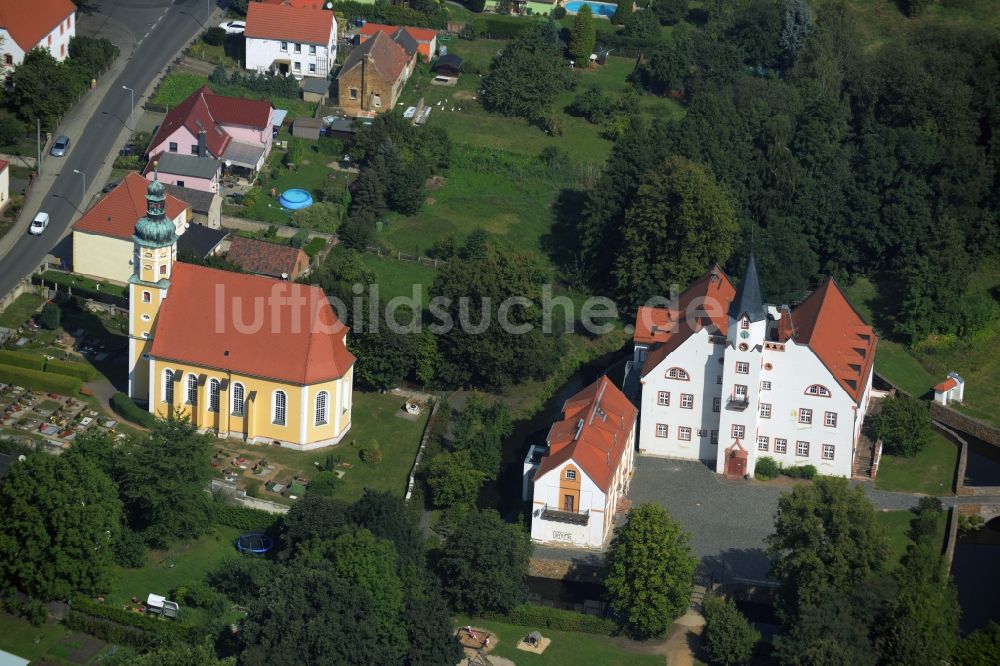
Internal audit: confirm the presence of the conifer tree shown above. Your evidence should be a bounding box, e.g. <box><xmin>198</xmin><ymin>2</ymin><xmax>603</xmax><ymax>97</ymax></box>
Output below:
<box><xmin>569</xmin><ymin>5</ymin><xmax>597</xmax><ymax>65</ymax></box>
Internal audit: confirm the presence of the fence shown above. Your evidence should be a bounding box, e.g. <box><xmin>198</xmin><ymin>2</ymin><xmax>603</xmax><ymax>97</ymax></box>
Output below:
<box><xmin>929</xmin><ymin>401</ymin><xmax>1000</xmax><ymax>449</ymax></box>
<box><xmin>364</xmin><ymin>246</ymin><xmax>448</xmax><ymax>269</ymax></box>
<box><xmin>0</xmin><ymin>280</ymin><xmax>43</xmax><ymax>317</ymax></box>
<box><xmin>209</xmin><ymin>478</ymin><xmax>290</xmax><ymax>515</ymax></box>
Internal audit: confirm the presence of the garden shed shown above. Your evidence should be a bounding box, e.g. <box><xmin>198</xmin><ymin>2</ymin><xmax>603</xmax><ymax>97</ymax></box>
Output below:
<box><xmin>292</xmin><ymin>117</ymin><xmax>322</xmax><ymax>140</ymax></box>
<box><xmin>433</xmin><ymin>53</ymin><xmax>464</xmax><ymax>78</ymax></box>
<box><xmin>302</xmin><ymin>78</ymin><xmax>332</xmax><ymax>103</ymax></box>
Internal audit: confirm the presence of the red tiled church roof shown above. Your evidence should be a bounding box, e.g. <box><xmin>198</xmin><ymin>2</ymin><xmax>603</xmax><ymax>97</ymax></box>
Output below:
<box><xmin>245</xmin><ymin>1</ymin><xmax>335</xmax><ymax>45</ymax></box>
<box><xmin>0</xmin><ymin>0</ymin><xmax>74</xmax><ymax>53</ymax></box>
<box><xmin>150</xmin><ymin>262</ymin><xmax>354</xmax><ymax>385</ymax></box>
<box><xmin>536</xmin><ymin>376</ymin><xmax>637</xmax><ymax>493</ymax></box>
<box><xmin>72</xmin><ymin>172</ymin><xmax>188</xmax><ymax>240</ymax></box>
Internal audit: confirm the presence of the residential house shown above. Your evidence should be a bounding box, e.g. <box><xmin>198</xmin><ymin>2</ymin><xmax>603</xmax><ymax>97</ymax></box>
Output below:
<box><xmin>0</xmin><ymin>160</ymin><xmax>8</xmax><ymax>213</ymax></box>
<box><xmin>525</xmin><ymin>376</ymin><xmax>637</xmax><ymax>549</ymax></box>
<box><xmin>245</xmin><ymin>1</ymin><xmax>337</xmax><ymax>78</ymax></box>
<box><xmin>146</xmin><ymin>86</ymin><xmax>274</xmax><ymax>174</ymax></box>
<box><xmin>632</xmin><ymin>257</ymin><xmax>878</xmax><ymax>480</ymax></box>
<box><xmin>226</xmin><ymin>236</ymin><xmax>310</xmax><ymax>280</ymax></box>
<box><xmin>128</xmin><ymin>175</ymin><xmax>355</xmax><ymax>449</ymax></box>
<box><xmin>358</xmin><ymin>22</ymin><xmax>437</xmax><ymax>61</ymax></box>
<box><xmin>336</xmin><ymin>30</ymin><xmax>415</xmax><ymax>116</ymax></box>
<box><xmin>72</xmin><ymin>173</ymin><xmax>189</xmax><ymax>283</ymax></box>
<box><xmin>0</xmin><ymin>0</ymin><xmax>75</xmax><ymax>70</ymax></box>
<box><xmin>145</xmin><ymin>152</ymin><xmax>222</xmax><ymax>194</ymax></box>
<box><xmin>161</xmin><ymin>183</ymin><xmax>223</xmax><ymax>230</ymax></box>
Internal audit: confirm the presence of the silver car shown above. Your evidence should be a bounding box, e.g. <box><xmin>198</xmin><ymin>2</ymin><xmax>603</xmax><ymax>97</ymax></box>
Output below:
<box><xmin>50</xmin><ymin>135</ymin><xmax>70</xmax><ymax>157</ymax></box>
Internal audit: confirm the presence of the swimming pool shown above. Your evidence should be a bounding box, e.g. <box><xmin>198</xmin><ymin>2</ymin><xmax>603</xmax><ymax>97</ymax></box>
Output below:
<box><xmin>564</xmin><ymin>0</ymin><xmax>617</xmax><ymax>17</ymax></box>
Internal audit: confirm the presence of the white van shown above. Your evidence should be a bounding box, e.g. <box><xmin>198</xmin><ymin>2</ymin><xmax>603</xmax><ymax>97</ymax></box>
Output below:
<box><xmin>29</xmin><ymin>212</ymin><xmax>50</xmax><ymax>235</ymax></box>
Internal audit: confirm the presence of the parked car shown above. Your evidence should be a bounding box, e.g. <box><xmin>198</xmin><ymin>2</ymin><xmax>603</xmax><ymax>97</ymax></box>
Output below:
<box><xmin>49</xmin><ymin>135</ymin><xmax>70</xmax><ymax>157</ymax></box>
<box><xmin>29</xmin><ymin>212</ymin><xmax>49</xmax><ymax>235</ymax></box>
<box><xmin>219</xmin><ymin>20</ymin><xmax>245</xmax><ymax>34</ymax></box>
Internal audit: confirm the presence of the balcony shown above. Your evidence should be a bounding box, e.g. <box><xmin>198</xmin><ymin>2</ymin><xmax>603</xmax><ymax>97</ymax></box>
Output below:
<box><xmin>727</xmin><ymin>396</ymin><xmax>750</xmax><ymax>411</ymax></box>
<box><xmin>541</xmin><ymin>505</ymin><xmax>590</xmax><ymax>526</ymax></box>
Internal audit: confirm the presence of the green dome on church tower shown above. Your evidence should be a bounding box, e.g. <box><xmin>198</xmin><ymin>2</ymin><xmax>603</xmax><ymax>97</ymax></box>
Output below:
<box><xmin>134</xmin><ymin>173</ymin><xmax>176</xmax><ymax>247</ymax></box>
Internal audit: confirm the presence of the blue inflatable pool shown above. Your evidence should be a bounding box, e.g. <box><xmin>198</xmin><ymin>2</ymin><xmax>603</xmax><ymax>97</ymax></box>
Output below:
<box><xmin>278</xmin><ymin>188</ymin><xmax>314</xmax><ymax>210</ymax></box>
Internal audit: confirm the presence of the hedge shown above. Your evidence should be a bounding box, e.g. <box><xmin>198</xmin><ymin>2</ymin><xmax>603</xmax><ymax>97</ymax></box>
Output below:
<box><xmin>64</xmin><ymin>611</ymin><xmax>152</xmax><ymax>648</ymax></box>
<box><xmin>44</xmin><ymin>358</ymin><xmax>97</xmax><ymax>382</ymax></box>
<box><xmin>211</xmin><ymin>502</ymin><xmax>281</xmax><ymax>531</ymax></box>
<box><xmin>111</xmin><ymin>392</ymin><xmax>156</xmax><ymax>428</ymax></box>
<box><xmin>0</xmin><ymin>363</ymin><xmax>82</xmax><ymax>395</ymax></box>
<box><xmin>482</xmin><ymin>604</ymin><xmax>617</xmax><ymax>636</ymax></box>
<box><xmin>0</xmin><ymin>350</ymin><xmax>45</xmax><ymax>371</ymax></box>
<box><xmin>70</xmin><ymin>597</ymin><xmax>203</xmax><ymax>642</ymax></box>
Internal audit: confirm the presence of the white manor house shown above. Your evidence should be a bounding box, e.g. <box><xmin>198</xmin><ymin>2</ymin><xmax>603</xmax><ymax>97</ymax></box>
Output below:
<box><xmin>631</xmin><ymin>257</ymin><xmax>878</xmax><ymax>479</ymax></box>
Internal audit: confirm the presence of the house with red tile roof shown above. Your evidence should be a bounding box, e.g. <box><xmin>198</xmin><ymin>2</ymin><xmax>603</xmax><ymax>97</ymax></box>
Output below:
<box><xmin>525</xmin><ymin>376</ymin><xmax>637</xmax><ymax>548</ymax></box>
<box><xmin>336</xmin><ymin>30</ymin><xmax>416</xmax><ymax>116</ymax></box>
<box><xmin>146</xmin><ymin>86</ymin><xmax>274</xmax><ymax>174</ymax></box>
<box><xmin>123</xmin><ymin>175</ymin><xmax>355</xmax><ymax>448</ymax></box>
<box><xmin>226</xmin><ymin>236</ymin><xmax>310</xmax><ymax>280</ymax></box>
<box><xmin>359</xmin><ymin>22</ymin><xmax>437</xmax><ymax>61</ymax></box>
<box><xmin>0</xmin><ymin>0</ymin><xmax>75</xmax><ymax>69</ymax></box>
<box><xmin>633</xmin><ymin>256</ymin><xmax>878</xmax><ymax>479</ymax></box>
<box><xmin>72</xmin><ymin>173</ymin><xmax>190</xmax><ymax>283</ymax></box>
<box><xmin>245</xmin><ymin>1</ymin><xmax>338</xmax><ymax>78</ymax></box>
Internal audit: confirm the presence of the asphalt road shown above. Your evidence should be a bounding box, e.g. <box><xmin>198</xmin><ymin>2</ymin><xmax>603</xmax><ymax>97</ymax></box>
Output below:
<box><xmin>0</xmin><ymin>0</ymin><xmax>214</xmax><ymax>298</ymax></box>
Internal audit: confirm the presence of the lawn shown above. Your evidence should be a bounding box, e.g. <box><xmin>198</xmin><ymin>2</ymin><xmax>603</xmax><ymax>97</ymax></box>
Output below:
<box><xmin>875</xmin><ymin>431</ymin><xmax>958</xmax><ymax>495</ymax></box>
<box><xmin>358</xmin><ymin>250</ymin><xmax>440</xmax><ymax>302</ymax></box>
<box><xmin>38</xmin><ymin>271</ymin><xmax>127</xmax><ymax>299</ymax></box>
<box><xmin>103</xmin><ymin>526</ymin><xmax>242</xmax><ymax>611</ymax></box>
<box><xmin>454</xmin><ymin>615</ymin><xmax>663</xmax><ymax>666</ymax></box>
<box><xmin>875</xmin><ymin>507</ymin><xmax>947</xmax><ymax>565</ymax></box>
<box><xmin>216</xmin><ymin>391</ymin><xmax>429</xmax><ymax>504</ymax></box>
<box><xmin>0</xmin><ymin>613</ymin><xmax>108</xmax><ymax>664</ymax></box>
<box><xmin>0</xmin><ymin>292</ymin><xmax>44</xmax><ymax>328</ymax></box>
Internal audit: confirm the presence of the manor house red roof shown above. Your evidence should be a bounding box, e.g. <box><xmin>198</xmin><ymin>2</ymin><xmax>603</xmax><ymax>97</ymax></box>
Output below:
<box><xmin>0</xmin><ymin>0</ymin><xmax>74</xmax><ymax>52</ymax></box>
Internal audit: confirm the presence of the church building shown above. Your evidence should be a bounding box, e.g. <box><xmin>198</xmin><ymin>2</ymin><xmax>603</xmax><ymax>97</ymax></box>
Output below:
<box><xmin>127</xmin><ymin>175</ymin><xmax>355</xmax><ymax>450</ymax></box>
<box><xmin>633</xmin><ymin>257</ymin><xmax>878</xmax><ymax>479</ymax></box>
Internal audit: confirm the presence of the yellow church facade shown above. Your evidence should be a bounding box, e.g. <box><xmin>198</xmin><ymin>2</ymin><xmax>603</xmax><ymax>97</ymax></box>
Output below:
<box><xmin>127</xmin><ymin>175</ymin><xmax>355</xmax><ymax>450</ymax></box>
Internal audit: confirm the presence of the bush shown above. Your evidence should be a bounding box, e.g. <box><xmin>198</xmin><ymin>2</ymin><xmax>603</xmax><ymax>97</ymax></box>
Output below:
<box><xmin>245</xmin><ymin>480</ymin><xmax>261</xmax><ymax>498</ymax></box>
<box><xmin>702</xmin><ymin>593</ymin><xmax>760</xmax><ymax>665</ymax></box>
<box><xmin>203</xmin><ymin>27</ymin><xmax>226</xmax><ymax>46</ymax></box>
<box><xmin>782</xmin><ymin>464</ymin><xmax>817</xmax><ymax>480</ymax></box>
<box><xmin>360</xmin><ymin>440</ymin><xmax>383</xmax><ymax>465</ymax></box>
<box><xmin>112</xmin><ymin>528</ymin><xmax>147</xmax><ymax>568</ymax></box>
<box><xmin>754</xmin><ymin>456</ymin><xmax>779</xmax><ymax>479</ymax></box>
<box><xmin>308</xmin><ymin>470</ymin><xmax>339</xmax><ymax>496</ymax></box>
<box><xmin>553</xmin><ymin>5</ymin><xmax>567</xmax><ymax>18</ymax></box>
<box><xmin>45</xmin><ymin>358</ymin><xmax>96</xmax><ymax>381</ymax></box>
<box><xmin>64</xmin><ymin>612</ymin><xmax>150</xmax><ymax>648</ymax></box>
<box><xmin>289</xmin><ymin>228</ymin><xmax>309</xmax><ymax>248</ymax></box>
<box><xmin>111</xmin><ymin>392</ymin><xmax>156</xmax><ymax>427</ymax></box>
<box><xmin>209</xmin><ymin>63</ymin><xmax>228</xmax><ymax>85</ymax></box>
<box><xmin>211</xmin><ymin>500</ymin><xmax>280</xmax><ymax>531</ymax></box>
<box><xmin>875</xmin><ymin>393</ymin><xmax>932</xmax><ymax>457</ymax></box>
<box><xmin>41</xmin><ymin>302</ymin><xmax>60</xmax><ymax>329</ymax></box>
<box><xmin>70</xmin><ymin>597</ymin><xmax>202</xmax><ymax>643</ymax></box>
<box><xmin>0</xmin><ymin>111</ymin><xmax>25</xmax><ymax>146</ymax></box>
<box><xmin>208</xmin><ymin>557</ymin><xmax>274</xmax><ymax>605</ymax></box>
<box><xmin>483</xmin><ymin>604</ymin><xmax>617</xmax><ymax>635</ymax></box>
<box><xmin>0</xmin><ymin>350</ymin><xmax>45</xmax><ymax>371</ymax></box>
<box><xmin>0</xmin><ymin>363</ymin><xmax>82</xmax><ymax>395</ymax></box>
<box><xmin>242</xmin><ymin>187</ymin><xmax>260</xmax><ymax>208</ymax></box>
<box><xmin>172</xmin><ymin>581</ymin><xmax>223</xmax><ymax>612</ymax></box>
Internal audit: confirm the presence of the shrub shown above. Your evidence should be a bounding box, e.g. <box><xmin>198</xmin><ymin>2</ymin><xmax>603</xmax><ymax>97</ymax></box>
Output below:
<box><xmin>360</xmin><ymin>439</ymin><xmax>383</xmax><ymax>465</ymax></box>
<box><xmin>702</xmin><ymin>593</ymin><xmax>760</xmax><ymax>665</ymax></box>
<box><xmin>0</xmin><ymin>350</ymin><xmax>45</xmax><ymax>371</ymax></box>
<box><xmin>754</xmin><ymin>456</ymin><xmax>779</xmax><ymax>479</ymax></box>
<box><xmin>172</xmin><ymin>581</ymin><xmax>222</xmax><ymax>611</ymax></box>
<box><xmin>308</xmin><ymin>470</ymin><xmax>339</xmax><ymax>496</ymax></box>
<box><xmin>209</xmin><ymin>63</ymin><xmax>228</xmax><ymax>85</ymax></box>
<box><xmin>483</xmin><ymin>604</ymin><xmax>616</xmax><ymax>635</ymax></box>
<box><xmin>40</xmin><ymin>302</ymin><xmax>60</xmax><ymax>329</ymax></box>
<box><xmin>203</xmin><ymin>27</ymin><xmax>226</xmax><ymax>46</ymax></box>
<box><xmin>782</xmin><ymin>464</ymin><xmax>817</xmax><ymax>480</ymax></box>
<box><xmin>289</xmin><ymin>228</ymin><xmax>309</xmax><ymax>248</ymax></box>
<box><xmin>242</xmin><ymin>187</ymin><xmax>260</xmax><ymax>208</ymax></box>
<box><xmin>553</xmin><ymin>5</ymin><xmax>567</xmax><ymax>18</ymax></box>
<box><xmin>113</xmin><ymin>154</ymin><xmax>141</xmax><ymax>170</ymax></box>
<box><xmin>64</xmin><ymin>612</ymin><xmax>149</xmax><ymax>648</ymax></box>
<box><xmin>0</xmin><ymin>363</ymin><xmax>82</xmax><ymax>394</ymax></box>
<box><xmin>208</xmin><ymin>557</ymin><xmax>274</xmax><ymax>605</ymax></box>
<box><xmin>23</xmin><ymin>599</ymin><xmax>48</xmax><ymax>627</ymax></box>
<box><xmin>111</xmin><ymin>392</ymin><xmax>156</xmax><ymax>427</ymax></box>
<box><xmin>211</xmin><ymin>501</ymin><xmax>280</xmax><ymax>531</ymax></box>
<box><xmin>245</xmin><ymin>480</ymin><xmax>261</xmax><ymax>498</ymax></box>
<box><xmin>70</xmin><ymin>597</ymin><xmax>202</xmax><ymax>642</ymax></box>
<box><xmin>112</xmin><ymin>528</ymin><xmax>147</xmax><ymax>568</ymax></box>
<box><xmin>45</xmin><ymin>358</ymin><xmax>96</xmax><ymax>381</ymax></box>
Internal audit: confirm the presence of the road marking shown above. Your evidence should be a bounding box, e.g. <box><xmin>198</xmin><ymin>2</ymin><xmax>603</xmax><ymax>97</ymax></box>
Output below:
<box><xmin>143</xmin><ymin>31</ymin><xmax>150</xmax><ymax>39</ymax></box>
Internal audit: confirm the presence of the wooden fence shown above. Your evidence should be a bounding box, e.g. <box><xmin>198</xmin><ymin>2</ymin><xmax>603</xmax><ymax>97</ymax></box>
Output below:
<box><xmin>364</xmin><ymin>246</ymin><xmax>448</xmax><ymax>269</ymax></box>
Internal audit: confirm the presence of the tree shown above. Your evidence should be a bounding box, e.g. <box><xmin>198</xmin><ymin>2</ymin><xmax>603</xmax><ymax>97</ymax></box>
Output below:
<box><xmin>632</xmin><ymin>26</ymin><xmax>694</xmax><ymax>94</ymax></box>
<box><xmin>281</xmin><ymin>494</ymin><xmax>350</xmax><ymax>551</ymax></box>
<box><xmin>451</xmin><ymin>393</ymin><xmax>512</xmax><ymax>479</ymax></box>
<box><xmin>292</xmin><ymin>201</ymin><xmax>342</xmax><ymax>233</ymax></box>
<box><xmin>953</xmin><ymin>623</ymin><xmax>1000</xmax><ymax>666</ymax></box>
<box><xmin>482</xmin><ymin>22</ymin><xmax>572</xmax><ymax>120</ymax></box>
<box><xmin>702</xmin><ymin>593</ymin><xmax>761</xmax><ymax>665</ymax></box>
<box><xmin>207</xmin><ymin>557</ymin><xmax>275</xmax><ymax>606</ymax></box>
<box><xmin>0</xmin><ymin>454</ymin><xmax>121</xmax><ymax>599</ymax></box>
<box><xmin>104</xmin><ymin>640</ymin><xmax>235</xmax><ymax>666</ymax></box>
<box><xmin>437</xmin><ymin>509</ymin><xmax>530</xmax><ymax>614</ymax></box>
<box><xmin>349</xmin><ymin>489</ymin><xmax>425</xmax><ymax>566</ymax></box>
<box><xmin>402</xmin><ymin>586</ymin><xmax>465</xmax><ymax>666</ymax></box>
<box><xmin>612</xmin><ymin>156</ymin><xmax>738</xmax><ymax>303</ymax></box>
<box><xmin>613</xmin><ymin>0</ymin><xmax>632</xmax><ymax>25</ymax></box>
<box><xmin>209</xmin><ymin>63</ymin><xmax>228</xmax><ymax>84</ymax></box>
<box><xmin>569</xmin><ymin>5</ymin><xmax>597</xmax><ymax>64</ymax></box>
<box><xmin>779</xmin><ymin>0</ymin><xmax>813</xmax><ymax>67</ymax></box>
<box><xmin>873</xmin><ymin>394</ymin><xmax>932</xmax><ymax>457</ymax></box>
<box><xmin>605</xmin><ymin>503</ymin><xmax>697</xmax><ymax>638</ymax></box>
<box><xmin>307</xmin><ymin>470</ymin><xmax>339</xmax><ymax>497</ymax></box>
<box><xmin>469</xmin><ymin>0</ymin><xmax>487</xmax><ymax>12</ymax></box>
<box><xmin>651</xmin><ymin>0</ymin><xmax>688</xmax><ymax>25</ymax></box>
<box><xmin>203</xmin><ymin>27</ymin><xmax>226</xmax><ymax>46</ymax></box>
<box><xmin>115</xmin><ymin>420</ymin><xmax>215</xmax><ymax>546</ymax></box>
<box><xmin>622</xmin><ymin>8</ymin><xmax>661</xmax><ymax>40</ymax></box>
<box><xmin>766</xmin><ymin>477</ymin><xmax>890</xmax><ymax>623</ymax></box>
<box><xmin>425</xmin><ymin>450</ymin><xmax>485</xmax><ymax>509</ymax></box>
<box><xmin>40</xmin><ymin>302</ymin><xmax>60</xmax><ymax>329</ymax></box>
<box><xmin>10</xmin><ymin>48</ymin><xmax>77</xmax><ymax>129</ymax></box>
<box><xmin>899</xmin><ymin>0</ymin><xmax>933</xmax><ymax>17</ymax></box>
<box><xmin>0</xmin><ymin>112</ymin><xmax>24</xmax><ymax>146</ymax></box>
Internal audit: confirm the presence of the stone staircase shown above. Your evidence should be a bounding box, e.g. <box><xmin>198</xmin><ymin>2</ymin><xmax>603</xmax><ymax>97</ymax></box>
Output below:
<box><xmin>853</xmin><ymin>435</ymin><xmax>879</xmax><ymax>480</ymax></box>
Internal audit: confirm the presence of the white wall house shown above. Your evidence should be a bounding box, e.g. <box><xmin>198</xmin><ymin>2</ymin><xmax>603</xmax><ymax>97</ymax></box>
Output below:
<box><xmin>245</xmin><ymin>2</ymin><xmax>337</xmax><ymax>78</ymax></box>
<box><xmin>634</xmin><ymin>257</ymin><xmax>878</xmax><ymax>479</ymax></box>
<box><xmin>0</xmin><ymin>0</ymin><xmax>76</xmax><ymax>71</ymax></box>
<box><xmin>933</xmin><ymin>372</ymin><xmax>965</xmax><ymax>406</ymax></box>
<box><xmin>526</xmin><ymin>376</ymin><xmax>637</xmax><ymax>549</ymax></box>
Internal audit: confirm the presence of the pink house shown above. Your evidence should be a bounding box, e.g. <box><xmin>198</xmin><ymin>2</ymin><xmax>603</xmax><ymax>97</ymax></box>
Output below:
<box><xmin>144</xmin><ymin>152</ymin><xmax>222</xmax><ymax>193</ymax></box>
<box><xmin>146</xmin><ymin>86</ymin><xmax>274</xmax><ymax>173</ymax></box>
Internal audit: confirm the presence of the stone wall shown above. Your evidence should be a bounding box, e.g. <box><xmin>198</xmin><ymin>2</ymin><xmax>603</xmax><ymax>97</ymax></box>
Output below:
<box><xmin>930</xmin><ymin>401</ymin><xmax>1000</xmax><ymax>448</ymax></box>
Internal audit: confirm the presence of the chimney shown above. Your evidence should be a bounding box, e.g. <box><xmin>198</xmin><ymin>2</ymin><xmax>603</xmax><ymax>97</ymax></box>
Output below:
<box><xmin>198</xmin><ymin>130</ymin><xmax>207</xmax><ymax>158</ymax></box>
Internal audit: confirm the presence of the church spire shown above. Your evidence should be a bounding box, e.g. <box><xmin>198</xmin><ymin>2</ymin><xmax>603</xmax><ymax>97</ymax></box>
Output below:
<box><xmin>728</xmin><ymin>253</ymin><xmax>766</xmax><ymax>323</ymax></box>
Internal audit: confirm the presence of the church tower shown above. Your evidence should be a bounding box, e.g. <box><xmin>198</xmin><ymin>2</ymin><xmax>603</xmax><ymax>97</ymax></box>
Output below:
<box><xmin>127</xmin><ymin>173</ymin><xmax>177</xmax><ymax>403</ymax></box>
